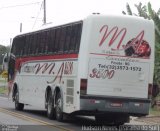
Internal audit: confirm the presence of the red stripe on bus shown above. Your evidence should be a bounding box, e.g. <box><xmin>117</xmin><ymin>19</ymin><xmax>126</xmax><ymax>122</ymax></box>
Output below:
<box><xmin>15</xmin><ymin>54</ymin><xmax>78</xmax><ymax>70</ymax></box>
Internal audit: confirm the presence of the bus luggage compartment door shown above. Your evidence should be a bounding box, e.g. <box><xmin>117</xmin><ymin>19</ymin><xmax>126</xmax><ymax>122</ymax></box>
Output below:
<box><xmin>87</xmin><ymin>58</ymin><xmax>150</xmax><ymax>99</ymax></box>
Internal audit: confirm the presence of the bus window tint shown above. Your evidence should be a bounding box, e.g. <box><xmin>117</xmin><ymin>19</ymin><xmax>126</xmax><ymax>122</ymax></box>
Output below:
<box><xmin>28</xmin><ymin>35</ymin><xmax>34</xmax><ymax>55</ymax></box>
<box><xmin>35</xmin><ymin>33</ymin><xmax>39</xmax><ymax>54</ymax></box>
<box><xmin>11</xmin><ymin>40</ymin><xmax>16</xmax><ymax>56</ymax></box>
<box><xmin>12</xmin><ymin>37</ymin><xmax>25</xmax><ymax>57</ymax></box>
<box><xmin>65</xmin><ymin>26</ymin><xmax>71</xmax><ymax>53</ymax></box>
<box><xmin>41</xmin><ymin>31</ymin><xmax>47</xmax><ymax>54</ymax></box>
<box><xmin>45</xmin><ymin>31</ymin><xmax>50</xmax><ymax>53</ymax></box>
<box><xmin>24</xmin><ymin>36</ymin><xmax>30</xmax><ymax>56</ymax></box>
<box><xmin>75</xmin><ymin>23</ymin><xmax>82</xmax><ymax>52</ymax></box>
<box><xmin>59</xmin><ymin>27</ymin><xmax>66</xmax><ymax>53</ymax></box>
<box><xmin>21</xmin><ymin>36</ymin><xmax>26</xmax><ymax>56</ymax></box>
<box><xmin>69</xmin><ymin>25</ymin><xmax>76</xmax><ymax>53</ymax></box>
<box><xmin>49</xmin><ymin>29</ymin><xmax>55</xmax><ymax>53</ymax></box>
<box><xmin>11</xmin><ymin>21</ymin><xmax>83</xmax><ymax>57</ymax></box>
<box><xmin>31</xmin><ymin>33</ymin><xmax>37</xmax><ymax>55</ymax></box>
<box><xmin>68</xmin><ymin>23</ymin><xmax>82</xmax><ymax>53</ymax></box>
<box><xmin>27</xmin><ymin>35</ymin><xmax>33</xmax><ymax>55</ymax></box>
<box><xmin>54</xmin><ymin>28</ymin><xmax>61</xmax><ymax>54</ymax></box>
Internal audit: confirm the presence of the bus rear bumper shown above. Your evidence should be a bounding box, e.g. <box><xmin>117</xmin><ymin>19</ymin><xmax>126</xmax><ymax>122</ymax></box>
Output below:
<box><xmin>80</xmin><ymin>95</ymin><xmax>150</xmax><ymax>117</ymax></box>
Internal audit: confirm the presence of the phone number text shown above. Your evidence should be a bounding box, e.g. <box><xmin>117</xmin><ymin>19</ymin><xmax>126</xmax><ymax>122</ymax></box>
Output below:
<box><xmin>106</xmin><ymin>65</ymin><xmax>142</xmax><ymax>71</ymax></box>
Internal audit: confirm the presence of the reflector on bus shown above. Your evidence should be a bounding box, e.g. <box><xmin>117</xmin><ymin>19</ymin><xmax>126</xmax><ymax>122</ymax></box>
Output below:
<box><xmin>80</xmin><ymin>79</ymin><xmax>87</xmax><ymax>95</ymax></box>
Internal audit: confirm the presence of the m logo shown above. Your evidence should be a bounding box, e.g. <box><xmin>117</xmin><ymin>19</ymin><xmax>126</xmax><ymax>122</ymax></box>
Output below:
<box><xmin>99</xmin><ymin>25</ymin><xmax>145</xmax><ymax>52</ymax></box>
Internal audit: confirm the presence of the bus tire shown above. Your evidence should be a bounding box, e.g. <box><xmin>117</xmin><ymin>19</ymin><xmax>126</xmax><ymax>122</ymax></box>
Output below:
<box><xmin>55</xmin><ymin>92</ymin><xmax>63</xmax><ymax>121</ymax></box>
<box><xmin>47</xmin><ymin>91</ymin><xmax>56</xmax><ymax>119</ymax></box>
<box><xmin>114</xmin><ymin>122</ymin><xmax>125</xmax><ymax>127</ymax></box>
<box><xmin>15</xmin><ymin>90</ymin><xmax>24</xmax><ymax>111</ymax></box>
<box><xmin>95</xmin><ymin>115</ymin><xmax>106</xmax><ymax>124</ymax></box>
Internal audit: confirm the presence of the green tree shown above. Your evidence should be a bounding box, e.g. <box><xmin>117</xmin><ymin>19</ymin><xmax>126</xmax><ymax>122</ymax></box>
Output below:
<box><xmin>123</xmin><ymin>2</ymin><xmax>160</xmax><ymax>86</ymax></box>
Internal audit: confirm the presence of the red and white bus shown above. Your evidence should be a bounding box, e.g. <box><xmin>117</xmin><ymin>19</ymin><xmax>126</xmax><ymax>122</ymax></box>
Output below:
<box><xmin>8</xmin><ymin>14</ymin><xmax>154</xmax><ymax>125</ymax></box>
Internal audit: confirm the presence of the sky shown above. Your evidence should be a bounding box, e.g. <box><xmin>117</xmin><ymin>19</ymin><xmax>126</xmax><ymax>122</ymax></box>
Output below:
<box><xmin>0</xmin><ymin>0</ymin><xmax>159</xmax><ymax>46</ymax></box>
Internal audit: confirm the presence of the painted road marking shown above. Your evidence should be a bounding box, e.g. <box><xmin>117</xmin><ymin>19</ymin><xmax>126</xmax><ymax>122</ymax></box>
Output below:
<box><xmin>0</xmin><ymin>108</ymin><xmax>73</xmax><ymax>131</ymax></box>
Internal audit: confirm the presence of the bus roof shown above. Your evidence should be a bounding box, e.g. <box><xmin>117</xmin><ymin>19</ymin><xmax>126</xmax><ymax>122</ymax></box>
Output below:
<box><xmin>13</xmin><ymin>14</ymin><xmax>153</xmax><ymax>39</ymax></box>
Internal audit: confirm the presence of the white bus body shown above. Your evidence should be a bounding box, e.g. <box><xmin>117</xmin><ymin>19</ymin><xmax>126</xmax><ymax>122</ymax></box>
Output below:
<box><xmin>10</xmin><ymin>15</ymin><xmax>154</xmax><ymax>124</ymax></box>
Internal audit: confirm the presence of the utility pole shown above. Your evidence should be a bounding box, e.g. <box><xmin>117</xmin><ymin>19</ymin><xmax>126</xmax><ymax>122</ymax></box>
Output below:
<box><xmin>43</xmin><ymin>0</ymin><xmax>46</xmax><ymax>25</ymax></box>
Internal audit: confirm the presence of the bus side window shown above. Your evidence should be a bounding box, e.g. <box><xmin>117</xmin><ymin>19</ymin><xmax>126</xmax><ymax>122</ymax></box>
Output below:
<box><xmin>35</xmin><ymin>33</ymin><xmax>39</xmax><ymax>54</ymax></box>
<box><xmin>11</xmin><ymin>43</ymin><xmax>16</xmax><ymax>56</ymax></box>
<box><xmin>16</xmin><ymin>37</ymin><xmax>24</xmax><ymax>57</ymax></box>
<box><xmin>43</xmin><ymin>31</ymin><xmax>48</xmax><ymax>54</ymax></box>
<box><xmin>45</xmin><ymin>30</ymin><xmax>50</xmax><ymax>54</ymax></box>
<box><xmin>20</xmin><ymin>36</ymin><xmax>26</xmax><ymax>56</ymax></box>
<box><xmin>70</xmin><ymin>24</ymin><xmax>76</xmax><ymax>53</ymax></box>
<box><xmin>31</xmin><ymin>33</ymin><xmax>37</xmax><ymax>55</ymax></box>
<box><xmin>49</xmin><ymin>29</ymin><xmax>56</xmax><ymax>54</ymax></box>
<box><xmin>14</xmin><ymin>38</ymin><xmax>19</xmax><ymax>56</ymax></box>
<box><xmin>75</xmin><ymin>23</ymin><xmax>82</xmax><ymax>53</ymax></box>
<box><xmin>24</xmin><ymin>36</ymin><xmax>30</xmax><ymax>56</ymax></box>
<box><xmin>38</xmin><ymin>32</ymin><xmax>44</xmax><ymax>54</ymax></box>
<box><xmin>28</xmin><ymin>35</ymin><xmax>34</xmax><ymax>56</ymax></box>
<box><xmin>54</xmin><ymin>28</ymin><xmax>61</xmax><ymax>54</ymax></box>
<box><xmin>38</xmin><ymin>31</ymin><xmax>45</xmax><ymax>54</ymax></box>
<box><xmin>27</xmin><ymin>35</ymin><xmax>32</xmax><ymax>55</ymax></box>
<box><xmin>64</xmin><ymin>26</ymin><xmax>71</xmax><ymax>53</ymax></box>
<box><xmin>59</xmin><ymin>27</ymin><xmax>66</xmax><ymax>54</ymax></box>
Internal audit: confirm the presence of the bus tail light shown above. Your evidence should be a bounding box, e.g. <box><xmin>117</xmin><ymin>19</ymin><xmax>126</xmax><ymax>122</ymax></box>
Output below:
<box><xmin>148</xmin><ymin>83</ymin><xmax>152</xmax><ymax>99</ymax></box>
<box><xmin>80</xmin><ymin>79</ymin><xmax>87</xmax><ymax>95</ymax></box>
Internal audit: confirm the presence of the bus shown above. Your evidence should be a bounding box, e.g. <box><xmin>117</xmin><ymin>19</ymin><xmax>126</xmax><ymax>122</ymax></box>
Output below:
<box><xmin>8</xmin><ymin>14</ymin><xmax>155</xmax><ymax>125</ymax></box>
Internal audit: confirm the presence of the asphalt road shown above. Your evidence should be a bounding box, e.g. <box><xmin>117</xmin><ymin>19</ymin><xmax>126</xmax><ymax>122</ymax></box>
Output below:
<box><xmin>0</xmin><ymin>96</ymin><xmax>156</xmax><ymax>131</ymax></box>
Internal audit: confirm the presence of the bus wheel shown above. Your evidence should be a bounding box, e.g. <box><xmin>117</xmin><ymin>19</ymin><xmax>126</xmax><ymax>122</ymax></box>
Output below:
<box><xmin>55</xmin><ymin>92</ymin><xmax>63</xmax><ymax>121</ymax></box>
<box><xmin>95</xmin><ymin>115</ymin><xmax>106</xmax><ymax>124</ymax></box>
<box><xmin>47</xmin><ymin>91</ymin><xmax>55</xmax><ymax>119</ymax></box>
<box><xmin>114</xmin><ymin>122</ymin><xmax>125</xmax><ymax>127</ymax></box>
<box><xmin>15</xmin><ymin>90</ymin><xmax>24</xmax><ymax>111</ymax></box>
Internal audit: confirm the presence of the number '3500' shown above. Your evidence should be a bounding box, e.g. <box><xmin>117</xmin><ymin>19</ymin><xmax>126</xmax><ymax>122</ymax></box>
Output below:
<box><xmin>90</xmin><ymin>68</ymin><xmax>115</xmax><ymax>79</ymax></box>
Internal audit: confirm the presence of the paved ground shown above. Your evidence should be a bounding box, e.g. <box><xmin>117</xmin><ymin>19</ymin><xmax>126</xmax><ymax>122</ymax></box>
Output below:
<box><xmin>0</xmin><ymin>92</ymin><xmax>160</xmax><ymax>126</ymax></box>
<box><xmin>135</xmin><ymin>115</ymin><xmax>160</xmax><ymax>125</ymax></box>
